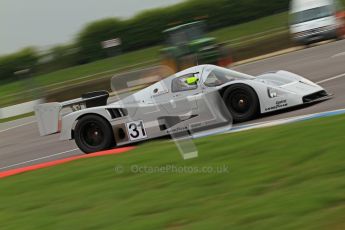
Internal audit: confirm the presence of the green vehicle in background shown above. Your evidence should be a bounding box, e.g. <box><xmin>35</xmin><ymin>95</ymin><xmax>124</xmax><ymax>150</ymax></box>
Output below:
<box><xmin>160</xmin><ymin>21</ymin><xmax>233</xmax><ymax>73</ymax></box>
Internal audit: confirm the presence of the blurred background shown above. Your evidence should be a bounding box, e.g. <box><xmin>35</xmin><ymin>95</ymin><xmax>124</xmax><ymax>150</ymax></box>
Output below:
<box><xmin>0</xmin><ymin>0</ymin><xmax>344</xmax><ymax>119</ymax></box>
<box><xmin>1</xmin><ymin>2</ymin><xmax>345</xmax><ymax>228</ymax></box>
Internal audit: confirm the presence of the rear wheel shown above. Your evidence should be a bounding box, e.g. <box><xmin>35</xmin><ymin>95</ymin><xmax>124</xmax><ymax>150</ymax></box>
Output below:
<box><xmin>222</xmin><ymin>84</ymin><xmax>259</xmax><ymax>123</ymax></box>
<box><xmin>74</xmin><ymin>115</ymin><xmax>114</xmax><ymax>153</ymax></box>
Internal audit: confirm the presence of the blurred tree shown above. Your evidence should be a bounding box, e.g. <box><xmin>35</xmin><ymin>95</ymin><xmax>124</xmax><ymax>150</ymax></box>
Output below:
<box><xmin>35</xmin><ymin>44</ymin><xmax>81</xmax><ymax>74</ymax></box>
<box><xmin>76</xmin><ymin>18</ymin><xmax>123</xmax><ymax>63</ymax></box>
<box><xmin>0</xmin><ymin>47</ymin><xmax>38</xmax><ymax>82</ymax></box>
<box><xmin>78</xmin><ymin>0</ymin><xmax>289</xmax><ymax>57</ymax></box>
<box><xmin>1</xmin><ymin>0</ymin><xmax>290</xmax><ymax>76</ymax></box>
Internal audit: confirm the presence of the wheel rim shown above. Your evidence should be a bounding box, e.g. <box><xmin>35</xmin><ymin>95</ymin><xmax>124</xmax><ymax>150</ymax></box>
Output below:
<box><xmin>81</xmin><ymin>122</ymin><xmax>104</xmax><ymax>147</ymax></box>
<box><xmin>228</xmin><ymin>90</ymin><xmax>251</xmax><ymax>115</ymax></box>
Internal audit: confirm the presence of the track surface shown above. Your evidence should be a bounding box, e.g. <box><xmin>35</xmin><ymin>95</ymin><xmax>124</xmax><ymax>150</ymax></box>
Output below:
<box><xmin>1</xmin><ymin>40</ymin><xmax>345</xmax><ymax>172</ymax></box>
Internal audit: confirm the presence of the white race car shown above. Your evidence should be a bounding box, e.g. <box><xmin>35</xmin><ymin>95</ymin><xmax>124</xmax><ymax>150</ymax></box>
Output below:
<box><xmin>35</xmin><ymin>65</ymin><xmax>331</xmax><ymax>153</ymax></box>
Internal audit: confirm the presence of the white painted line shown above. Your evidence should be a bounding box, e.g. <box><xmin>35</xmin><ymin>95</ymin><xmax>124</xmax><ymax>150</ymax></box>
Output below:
<box><xmin>234</xmin><ymin>47</ymin><xmax>302</xmax><ymax>66</ymax></box>
<box><xmin>0</xmin><ymin>148</ymin><xmax>79</xmax><ymax>171</ymax></box>
<box><xmin>0</xmin><ymin>121</ymin><xmax>36</xmax><ymax>133</ymax></box>
<box><xmin>332</xmin><ymin>51</ymin><xmax>345</xmax><ymax>58</ymax></box>
<box><xmin>229</xmin><ymin>108</ymin><xmax>345</xmax><ymax>134</ymax></box>
<box><xmin>190</xmin><ymin>108</ymin><xmax>345</xmax><ymax>140</ymax></box>
<box><xmin>3</xmin><ymin>108</ymin><xmax>345</xmax><ymax>171</ymax></box>
<box><xmin>316</xmin><ymin>73</ymin><xmax>345</xmax><ymax>84</ymax></box>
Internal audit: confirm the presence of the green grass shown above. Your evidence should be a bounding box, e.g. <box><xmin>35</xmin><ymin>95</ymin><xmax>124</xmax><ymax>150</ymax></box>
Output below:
<box><xmin>210</xmin><ymin>12</ymin><xmax>288</xmax><ymax>42</ymax></box>
<box><xmin>1</xmin><ymin>114</ymin><xmax>345</xmax><ymax>229</ymax></box>
<box><xmin>0</xmin><ymin>46</ymin><xmax>160</xmax><ymax>100</ymax></box>
<box><xmin>0</xmin><ymin>112</ymin><xmax>33</xmax><ymax>123</ymax></box>
<box><xmin>0</xmin><ymin>12</ymin><xmax>289</xmax><ymax>107</ymax></box>
<box><xmin>35</xmin><ymin>46</ymin><xmax>160</xmax><ymax>87</ymax></box>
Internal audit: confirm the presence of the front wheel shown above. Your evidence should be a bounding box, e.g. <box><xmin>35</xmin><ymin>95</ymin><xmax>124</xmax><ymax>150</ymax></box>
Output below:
<box><xmin>222</xmin><ymin>84</ymin><xmax>259</xmax><ymax>123</ymax></box>
<box><xmin>74</xmin><ymin>115</ymin><xmax>115</xmax><ymax>153</ymax></box>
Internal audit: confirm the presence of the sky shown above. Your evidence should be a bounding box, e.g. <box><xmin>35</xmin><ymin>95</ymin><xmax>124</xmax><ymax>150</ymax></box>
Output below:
<box><xmin>0</xmin><ymin>0</ymin><xmax>183</xmax><ymax>55</ymax></box>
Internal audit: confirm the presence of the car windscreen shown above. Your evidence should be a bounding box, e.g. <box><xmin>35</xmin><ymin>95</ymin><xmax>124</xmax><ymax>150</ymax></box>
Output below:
<box><xmin>291</xmin><ymin>6</ymin><xmax>333</xmax><ymax>24</ymax></box>
<box><xmin>204</xmin><ymin>67</ymin><xmax>252</xmax><ymax>87</ymax></box>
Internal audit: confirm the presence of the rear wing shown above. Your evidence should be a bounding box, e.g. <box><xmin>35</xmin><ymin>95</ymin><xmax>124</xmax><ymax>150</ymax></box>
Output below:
<box><xmin>34</xmin><ymin>91</ymin><xmax>109</xmax><ymax>136</ymax></box>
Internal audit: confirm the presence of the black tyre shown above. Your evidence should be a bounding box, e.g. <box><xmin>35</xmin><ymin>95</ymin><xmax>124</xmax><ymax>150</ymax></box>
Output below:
<box><xmin>222</xmin><ymin>84</ymin><xmax>259</xmax><ymax>123</ymax></box>
<box><xmin>74</xmin><ymin>115</ymin><xmax>114</xmax><ymax>153</ymax></box>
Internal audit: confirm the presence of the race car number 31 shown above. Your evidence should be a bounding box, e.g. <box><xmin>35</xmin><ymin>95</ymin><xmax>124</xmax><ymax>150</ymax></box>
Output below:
<box><xmin>126</xmin><ymin>120</ymin><xmax>147</xmax><ymax>141</ymax></box>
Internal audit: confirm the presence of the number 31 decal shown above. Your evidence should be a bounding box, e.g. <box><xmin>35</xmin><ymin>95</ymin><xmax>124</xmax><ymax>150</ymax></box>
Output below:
<box><xmin>126</xmin><ymin>120</ymin><xmax>147</xmax><ymax>141</ymax></box>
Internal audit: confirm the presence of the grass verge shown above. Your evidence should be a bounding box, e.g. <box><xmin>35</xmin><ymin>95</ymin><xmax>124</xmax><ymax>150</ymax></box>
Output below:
<box><xmin>0</xmin><ymin>46</ymin><xmax>160</xmax><ymax>104</ymax></box>
<box><xmin>1</xmin><ymin>114</ymin><xmax>345</xmax><ymax>229</ymax></box>
<box><xmin>210</xmin><ymin>12</ymin><xmax>288</xmax><ymax>42</ymax></box>
<box><xmin>0</xmin><ymin>112</ymin><xmax>34</xmax><ymax>124</ymax></box>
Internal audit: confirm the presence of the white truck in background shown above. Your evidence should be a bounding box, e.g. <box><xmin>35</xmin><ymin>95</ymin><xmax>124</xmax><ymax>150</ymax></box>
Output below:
<box><xmin>289</xmin><ymin>0</ymin><xmax>345</xmax><ymax>45</ymax></box>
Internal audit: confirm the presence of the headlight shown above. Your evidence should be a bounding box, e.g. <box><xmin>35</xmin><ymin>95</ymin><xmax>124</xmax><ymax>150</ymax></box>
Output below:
<box><xmin>267</xmin><ymin>88</ymin><xmax>278</xmax><ymax>98</ymax></box>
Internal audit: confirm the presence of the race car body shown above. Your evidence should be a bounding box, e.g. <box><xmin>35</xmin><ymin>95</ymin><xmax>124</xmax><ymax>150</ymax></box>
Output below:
<box><xmin>35</xmin><ymin>65</ymin><xmax>331</xmax><ymax>153</ymax></box>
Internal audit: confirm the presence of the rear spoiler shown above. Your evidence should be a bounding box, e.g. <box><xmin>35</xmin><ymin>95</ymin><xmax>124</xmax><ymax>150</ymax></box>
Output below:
<box><xmin>34</xmin><ymin>91</ymin><xmax>109</xmax><ymax>136</ymax></box>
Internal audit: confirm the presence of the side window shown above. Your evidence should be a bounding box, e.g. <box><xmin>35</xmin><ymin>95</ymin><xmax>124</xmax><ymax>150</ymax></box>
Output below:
<box><xmin>204</xmin><ymin>73</ymin><xmax>222</xmax><ymax>87</ymax></box>
<box><xmin>171</xmin><ymin>74</ymin><xmax>198</xmax><ymax>92</ymax></box>
<box><xmin>204</xmin><ymin>68</ymin><xmax>233</xmax><ymax>87</ymax></box>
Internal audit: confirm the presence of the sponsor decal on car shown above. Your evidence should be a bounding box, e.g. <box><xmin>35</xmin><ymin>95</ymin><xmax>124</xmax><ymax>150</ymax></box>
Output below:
<box><xmin>265</xmin><ymin>100</ymin><xmax>288</xmax><ymax>112</ymax></box>
<box><xmin>166</xmin><ymin>126</ymin><xmax>188</xmax><ymax>134</ymax></box>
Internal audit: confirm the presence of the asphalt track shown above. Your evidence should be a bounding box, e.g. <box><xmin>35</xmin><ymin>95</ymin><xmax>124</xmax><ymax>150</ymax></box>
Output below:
<box><xmin>1</xmin><ymin>39</ymin><xmax>345</xmax><ymax>172</ymax></box>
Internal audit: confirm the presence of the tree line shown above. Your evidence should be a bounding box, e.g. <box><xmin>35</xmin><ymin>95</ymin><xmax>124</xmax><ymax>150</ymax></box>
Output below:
<box><xmin>0</xmin><ymin>0</ymin><xmax>289</xmax><ymax>82</ymax></box>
